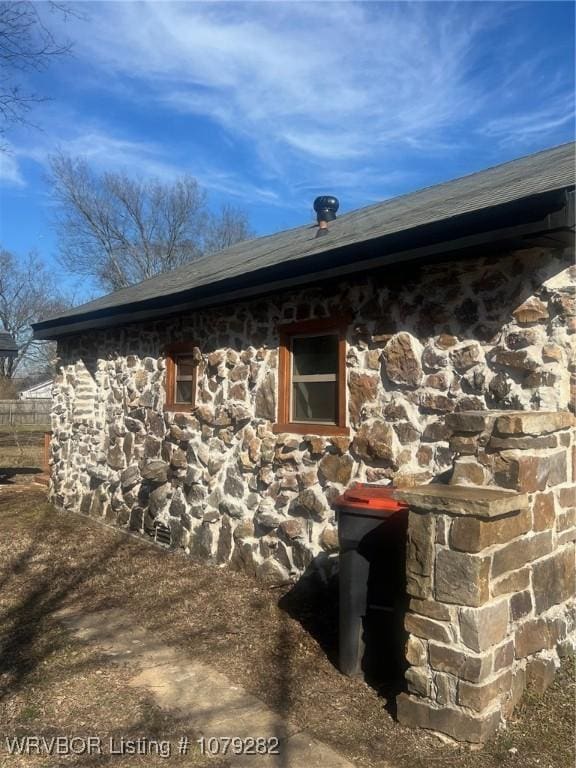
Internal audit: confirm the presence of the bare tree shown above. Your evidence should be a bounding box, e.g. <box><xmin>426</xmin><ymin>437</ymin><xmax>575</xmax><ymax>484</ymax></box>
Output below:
<box><xmin>0</xmin><ymin>249</ymin><xmax>68</xmax><ymax>379</ymax></box>
<box><xmin>49</xmin><ymin>154</ymin><xmax>254</xmax><ymax>292</ymax></box>
<box><xmin>205</xmin><ymin>202</ymin><xmax>255</xmax><ymax>254</ymax></box>
<box><xmin>0</xmin><ymin>1</ymin><xmax>75</xmax><ymax>140</ymax></box>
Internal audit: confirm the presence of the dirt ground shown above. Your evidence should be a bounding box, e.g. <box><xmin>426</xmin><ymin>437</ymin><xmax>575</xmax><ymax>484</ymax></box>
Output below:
<box><xmin>0</xmin><ymin>486</ymin><xmax>574</xmax><ymax>768</ymax></box>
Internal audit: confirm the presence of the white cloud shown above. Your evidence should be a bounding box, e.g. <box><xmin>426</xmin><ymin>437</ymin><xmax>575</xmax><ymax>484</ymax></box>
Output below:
<box><xmin>64</xmin><ymin>3</ymin><xmax>490</xmax><ymax>155</ymax></box>
<box><xmin>5</xmin><ymin>2</ymin><xmax>573</xmax><ymax>212</ymax></box>
<box><xmin>59</xmin><ymin>2</ymin><xmax>571</xmax><ymax>183</ymax></box>
<box><xmin>0</xmin><ymin>147</ymin><xmax>26</xmax><ymax>187</ymax></box>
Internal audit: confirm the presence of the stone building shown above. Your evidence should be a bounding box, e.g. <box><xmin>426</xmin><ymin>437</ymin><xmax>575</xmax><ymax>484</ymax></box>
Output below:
<box><xmin>34</xmin><ymin>142</ymin><xmax>575</xmax><ymax>743</ymax></box>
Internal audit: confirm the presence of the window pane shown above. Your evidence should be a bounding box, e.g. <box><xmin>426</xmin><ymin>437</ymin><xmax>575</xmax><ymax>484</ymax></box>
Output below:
<box><xmin>292</xmin><ymin>381</ymin><xmax>337</xmax><ymax>423</ymax></box>
<box><xmin>292</xmin><ymin>334</ymin><xmax>338</xmax><ymax>376</ymax></box>
<box><xmin>176</xmin><ymin>356</ymin><xmax>195</xmax><ymax>377</ymax></box>
<box><xmin>175</xmin><ymin>380</ymin><xmax>193</xmax><ymax>403</ymax></box>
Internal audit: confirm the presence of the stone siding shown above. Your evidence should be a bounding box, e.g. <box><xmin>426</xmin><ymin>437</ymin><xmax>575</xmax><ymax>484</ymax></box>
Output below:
<box><xmin>50</xmin><ymin>245</ymin><xmax>573</xmax><ymax>582</ymax></box>
<box><xmin>396</xmin><ymin>410</ymin><xmax>575</xmax><ymax>743</ymax></box>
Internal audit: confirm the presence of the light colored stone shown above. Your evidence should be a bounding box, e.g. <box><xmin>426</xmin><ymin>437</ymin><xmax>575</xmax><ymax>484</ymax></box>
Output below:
<box><xmin>435</xmin><ymin>550</ymin><xmax>491</xmax><ymax>607</ymax></box>
<box><xmin>383</xmin><ymin>332</ymin><xmax>423</xmax><ymax>387</ymax></box>
<box><xmin>494</xmin><ymin>411</ymin><xmax>574</xmax><ymax>436</ymax></box>
<box><xmin>459</xmin><ymin>601</ymin><xmax>509</xmax><ymax>652</ymax></box>
<box><xmin>351</xmin><ymin>419</ymin><xmax>396</xmax><ymax>463</ymax></box>
<box><xmin>449</xmin><ymin>506</ymin><xmax>531</xmax><ymax>553</ymax></box>
<box><xmin>395</xmin><ymin>484</ymin><xmax>528</xmax><ymax>519</ymax></box>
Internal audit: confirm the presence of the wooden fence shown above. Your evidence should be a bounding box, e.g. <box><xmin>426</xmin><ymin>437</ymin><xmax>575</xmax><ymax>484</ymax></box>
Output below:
<box><xmin>0</xmin><ymin>399</ymin><xmax>51</xmax><ymax>427</ymax></box>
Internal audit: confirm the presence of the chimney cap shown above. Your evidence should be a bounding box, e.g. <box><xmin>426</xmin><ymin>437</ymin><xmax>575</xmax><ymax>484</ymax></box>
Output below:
<box><xmin>313</xmin><ymin>195</ymin><xmax>339</xmax><ymax>223</ymax></box>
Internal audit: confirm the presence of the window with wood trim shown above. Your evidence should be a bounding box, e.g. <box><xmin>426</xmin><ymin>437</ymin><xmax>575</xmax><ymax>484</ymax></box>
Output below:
<box><xmin>275</xmin><ymin>318</ymin><xmax>348</xmax><ymax>436</ymax></box>
<box><xmin>164</xmin><ymin>344</ymin><xmax>199</xmax><ymax>411</ymax></box>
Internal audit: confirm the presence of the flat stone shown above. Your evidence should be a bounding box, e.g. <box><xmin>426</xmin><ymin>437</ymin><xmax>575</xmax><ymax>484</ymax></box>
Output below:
<box><xmin>405</xmin><ymin>665</ymin><xmax>433</xmax><ymax>697</ymax></box>
<box><xmin>435</xmin><ymin>550</ymin><xmax>491</xmax><ymax>607</ymax></box>
<box><xmin>510</xmin><ymin>590</ymin><xmax>532</xmax><ymax>621</ymax></box>
<box><xmin>428</xmin><ymin>642</ymin><xmax>493</xmax><ymax>683</ymax></box>
<box><xmin>526</xmin><ymin>656</ymin><xmax>556</xmax><ymax>694</ymax></box>
<box><xmin>532</xmin><ymin>492</ymin><xmax>556</xmax><ymax>531</ymax></box>
<box><xmin>445</xmin><ymin>411</ymin><xmax>503</xmax><ymax>434</ymax></box>
<box><xmin>491</xmin><ymin>566</ymin><xmax>530</xmax><ymax>598</ymax></box>
<box><xmin>396</xmin><ymin>693</ymin><xmax>500</xmax><ymax>744</ymax></box>
<box><xmin>395</xmin><ymin>484</ymin><xmax>528</xmax><ymax>519</ymax></box>
<box><xmin>457</xmin><ymin>669</ymin><xmax>513</xmax><ymax>713</ymax></box>
<box><xmin>488</xmin><ymin>433</ymin><xmax>558</xmax><ymax>450</ymax></box>
<box><xmin>493</xmin><ymin>639</ymin><xmax>514</xmax><ymax>672</ymax></box>
<box><xmin>451</xmin><ymin>458</ymin><xmax>486</xmax><ymax>486</ymax></box>
<box><xmin>491</xmin><ymin>531</ymin><xmax>553</xmax><ymax>578</ymax></box>
<box><xmin>449</xmin><ymin>507</ymin><xmax>531</xmax><ymax>553</ymax></box>
<box><xmin>494</xmin><ymin>411</ymin><xmax>574</xmax><ymax>436</ymax></box>
<box><xmin>405</xmin><ymin>511</ymin><xmax>435</xmax><ymax>599</ymax></box>
<box><xmin>404</xmin><ymin>613</ymin><xmax>451</xmax><ymax>643</ymax></box>
<box><xmin>515</xmin><ymin>616</ymin><xmax>563</xmax><ymax>658</ymax></box>
<box><xmin>493</xmin><ymin>450</ymin><xmax>567</xmax><ymax>493</ymax></box>
<box><xmin>532</xmin><ymin>547</ymin><xmax>576</xmax><ymax>614</ymax></box>
<box><xmin>409</xmin><ymin>598</ymin><xmax>451</xmax><ymax>622</ymax></box>
<box><xmin>459</xmin><ymin>601</ymin><xmax>509</xmax><ymax>652</ymax></box>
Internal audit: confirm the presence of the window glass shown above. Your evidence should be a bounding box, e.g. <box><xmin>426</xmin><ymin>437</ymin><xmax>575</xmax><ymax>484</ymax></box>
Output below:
<box><xmin>291</xmin><ymin>333</ymin><xmax>338</xmax><ymax>423</ymax></box>
<box><xmin>174</xmin><ymin>354</ymin><xmax>195</xmax><ymax>403</ymax></box>
<box><xmin>292</xmin><ymin>381</ymin><xmax>337</xmax><ymax>423</ymax></box>
<box><xmin>292</xmin><ymin>334</ymin><xmax>338</xmax><ymax>376</ymax></box>
<box><xmin>175</xmin><ymin>380</ymin><xmax>193</xmax><ymax>403</ymax></box>
<box><xmin>176</xmin><ymin>356</ymin><xmax>196</xmax><ymax>377</ymax></box>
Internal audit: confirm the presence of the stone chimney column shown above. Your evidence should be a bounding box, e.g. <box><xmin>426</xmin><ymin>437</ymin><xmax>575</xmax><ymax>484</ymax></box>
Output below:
<box><xmin>393</xmin><ymin>410</ymin><xmax>575</xmax><ymax>744</ymax></box>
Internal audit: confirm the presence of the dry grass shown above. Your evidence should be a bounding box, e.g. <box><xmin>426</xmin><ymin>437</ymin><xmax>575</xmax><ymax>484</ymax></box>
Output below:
<box><xmin>0</xmin><ymin>487</ymin><xmax>574</xmax><ymax>768</ymax></box>
<box><xmin>0</xmin><ymin>427</ymin><xmax>45</xmax><ymax>483</ymax></box>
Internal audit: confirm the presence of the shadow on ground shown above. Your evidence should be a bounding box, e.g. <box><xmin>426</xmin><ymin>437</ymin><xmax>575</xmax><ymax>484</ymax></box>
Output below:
<box><xmin>0</xmin><ymin>466</ymin><xmax>41</xmax><ymax>484</ymax></box>
<box><xmin>279</xmin><ymin>566</ymin><xmax>408</xmax><ymax>717</ymax></box>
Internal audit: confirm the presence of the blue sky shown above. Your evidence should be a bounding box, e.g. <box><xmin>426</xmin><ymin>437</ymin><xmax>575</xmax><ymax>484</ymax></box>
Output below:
<box><xmin>0</xmin><ymin>1</ymin><xmax>574</xmax><ymax>300</ymax></box>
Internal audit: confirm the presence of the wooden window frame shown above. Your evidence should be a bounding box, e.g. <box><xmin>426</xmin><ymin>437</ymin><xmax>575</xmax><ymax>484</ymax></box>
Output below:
<box><xmin>274</xmin><ymin>317</ymin><xmax>349</xmax><ymax>436</ymax></box>
<box><xmin>164</xmin><ymin>342</ymin><xmax>199</xmax><ymax>412</ymax></box>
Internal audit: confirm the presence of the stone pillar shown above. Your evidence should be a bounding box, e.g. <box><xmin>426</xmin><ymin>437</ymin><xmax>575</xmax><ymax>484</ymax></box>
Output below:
<box><xmin>393</xmin><ymin>410</ymin><xmax>575</xmax><ymax>744</ymax></box>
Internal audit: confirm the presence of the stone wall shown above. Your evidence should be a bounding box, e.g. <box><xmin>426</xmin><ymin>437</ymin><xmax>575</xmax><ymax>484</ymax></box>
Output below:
<box><xmin>50</xmin><ymin>245</ymin><xmax>574</xmax><ymax>581</ymax></box>
<box><xmin>396</xmin><ymin>410</ymin><xmax>575</xmax><ymax>744</ymax></box>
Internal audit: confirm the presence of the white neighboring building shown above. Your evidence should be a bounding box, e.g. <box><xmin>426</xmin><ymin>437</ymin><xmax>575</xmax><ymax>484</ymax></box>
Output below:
<box><xmin>18</xmin><ymin>380</ymin><xmax>53</xmax><ymax>400</ymax></box>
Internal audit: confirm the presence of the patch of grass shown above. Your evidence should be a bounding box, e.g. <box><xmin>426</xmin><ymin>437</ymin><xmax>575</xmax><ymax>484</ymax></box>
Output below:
<box><xmin>0</xmin><ymin>487</ymin><xmax>574</xmax><ymax>768</ymax></box>
<box><xmin>0</xmin><ymin>425</ymin><xmax>50</xmax><ymax>434</ymax></box>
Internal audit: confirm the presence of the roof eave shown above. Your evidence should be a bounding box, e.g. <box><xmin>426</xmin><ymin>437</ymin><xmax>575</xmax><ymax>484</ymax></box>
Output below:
<box><xmin>33</xmin><ymin>187</ymin><xmax>575</xmax><ymax>341</ymax></box>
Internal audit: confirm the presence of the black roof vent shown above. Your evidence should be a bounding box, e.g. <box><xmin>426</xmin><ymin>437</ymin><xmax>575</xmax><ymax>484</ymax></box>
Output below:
<box><xmin>313</xmin><ymin>195</ymin><xmax>339</xmax><ymax>223</ymax></box>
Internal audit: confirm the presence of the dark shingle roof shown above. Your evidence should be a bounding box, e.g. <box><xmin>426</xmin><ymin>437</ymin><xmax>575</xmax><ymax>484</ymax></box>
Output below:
<box><xmin>34</xmin><ymin>142</ymin><xmax>575</xmax><ymax>334</ymax></box>
<box><xmin>0</xmin><ymin>331</ymin><xmax>18</xmax><ymax>356</ymax></box>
